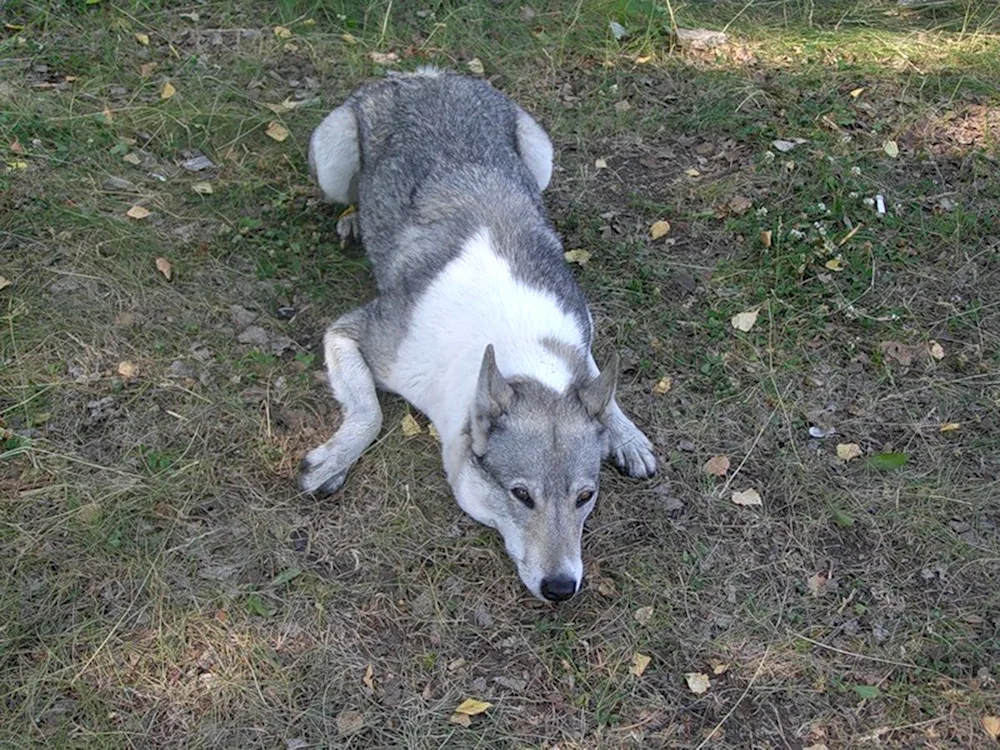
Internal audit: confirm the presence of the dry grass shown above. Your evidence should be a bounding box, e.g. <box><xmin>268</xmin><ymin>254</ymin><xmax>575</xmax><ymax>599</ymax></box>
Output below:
<box><xmin>2</xmin><ymin>1</ymin><xmax>1000</xmax><ymax>747</ymax></box>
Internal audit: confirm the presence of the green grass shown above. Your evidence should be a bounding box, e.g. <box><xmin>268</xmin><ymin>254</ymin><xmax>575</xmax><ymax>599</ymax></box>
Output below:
<box><xmin>2</xmin><ymin>0</ymin><xmax>1000</xmax><ymax>747</ymax></box>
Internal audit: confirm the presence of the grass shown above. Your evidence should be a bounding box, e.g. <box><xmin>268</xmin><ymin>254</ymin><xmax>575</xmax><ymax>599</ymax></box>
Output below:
<box><xmin>2</xmin><ymin>0</ymin><xmax>1000</xmax><ymax>747</ymax></box>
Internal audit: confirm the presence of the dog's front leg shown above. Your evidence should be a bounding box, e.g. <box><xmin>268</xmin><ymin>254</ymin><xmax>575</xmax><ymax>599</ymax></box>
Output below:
<box><xmin>299</xmin><ymin>308</ymin><xmax>383</xmax><ymax>496</ymax></box>
<box><xmin>604</xmin><ymin>399</ymin><xmax>657</xmax><ymax>478</ymax></box>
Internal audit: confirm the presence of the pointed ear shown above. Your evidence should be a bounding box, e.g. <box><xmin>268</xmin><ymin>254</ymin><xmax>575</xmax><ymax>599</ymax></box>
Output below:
<box><xmin>578</xmin><ymin>352</ymin><xmax>618</xmax><ymax>421</ymax></box>
<box><xmin>471</xmin><ymin>344</ymin><xmax>513</xmax><ymax>455</ymax></box>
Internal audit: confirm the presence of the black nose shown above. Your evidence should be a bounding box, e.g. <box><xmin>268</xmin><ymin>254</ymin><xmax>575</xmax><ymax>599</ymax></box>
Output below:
<box><xmin>541</xmin><ymin>576</ymin><xmax>577</xmax><ymax>602</ymax></box>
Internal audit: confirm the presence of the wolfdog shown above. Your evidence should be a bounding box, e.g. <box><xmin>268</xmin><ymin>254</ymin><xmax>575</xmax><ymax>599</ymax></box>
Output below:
<box><xmin>300</xmin><ymin>68</ymin><xmax>657</xmax><ymax>602</ymax></box>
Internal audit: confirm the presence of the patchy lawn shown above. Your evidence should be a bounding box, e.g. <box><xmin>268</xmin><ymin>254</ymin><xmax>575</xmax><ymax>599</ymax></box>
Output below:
<box><xmin>2</xmin><ymin>0</ymin><xmax>999</xmax><ymax>747</ymax></box>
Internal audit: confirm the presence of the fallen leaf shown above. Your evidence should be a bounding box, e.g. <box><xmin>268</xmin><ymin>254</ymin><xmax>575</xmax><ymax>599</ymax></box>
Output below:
<box><xmin>731</xmin><ymin>488</ymin><xmax>762</xmax><ymax>506</ymax></box>
<box><xmin>940</xmin><ymin>422</ymin><xmax>961</xmax><ymax>432</ymax></box>
<box><xmin>849</xmin><ymin>87</ymin><xmax>865</xmax><ymax>99</ymax></box>
<box><xmin>101</xmin><ymin>105</ymin><xmax>114</xmax><ymax>123</ymax></box>
<box><xmin>564</xmin><ymin>249</ymin><xmax>591</xmax><ymax>265</ymax></box>
<box><xmin>454</xmin><ymin>699</ymin><xmax>491</xmax><ymax>716</ymax></box>
<box><xmin>879</xmin><ymin>340</ymin><xmax>913</xmax><ymax>367</ymax></box>
<box><xmin>263</xmin><ymin>97</ymin><xmax>304</xmax><ymax>115</ymax></box>
<box><xmin>650</xmin><ymin>219</ymin><xmax>671</xmax><ymax>239</ymax></box>
<box><xmin>883</xmin><ymin>140</ymin><xmax>899</xmax><ymax>158</ymax></box>
<box><xmin>179</xmin><ymin>10</ymin><xmax>199</xmax><ymax>21</ymax></box>
<box><xmin>772</xmin><ymin>138</ymin><xmax>805</xmax><ymax>152</ymax></box>
<box><xmin>928</xmin><ymin>340</ymin><xmax>945</xmax><ymax>360</ymax></box>
<box><xmin>633</xmin><ymin>605</ymin><xmax>654</xmax><ymax>625</ymax></box>
<box><xmin>0</xmin><ymin>276</ymin><xmax>10</xmax><ymax>290</ymax></box>
<box><xmin>123</xmin><ymin>152</ymin><xmax>143</xmax><ymax>165</ymax></box>
<box><xmin>10</xmin><ymin>139</ymin><xmax>24</xmax><ymax>155</ymax></box>
<box><xmin>635</xmin><ymin>55</ymin><xmax>652</xmax><ymax>64</ymax></box>
<box><xmin>341</xmin><ymin>33</ymin><xmax>358</xmax><ymax>45</ymax></box>
<box><xmin>273</xmin><ymin>25</ymin><xmax>293</xmax><ymax>39</ymax></box>
<box><xmin>807</xmin><ymin>572</ymin><xmax>827</xmax><ymax>597</ymax></box>
<box><xmin>362</xmin><ymin>663</ymin><xmax>374</xmax><ymax>690</ymax></box>
<box><xmin>428</xmin><ymin>423</ymin><xmax>440</xmax><ymax>441</ymax></box>
<box><xmin>711</xmin><ymin>663</ymin><xmax>730</xmax><ymax>676</ymax></box>
<box><xmin>155</xmin><ymin>256</ymin><xmax>172</xmax><ymax>280</ymax></box>
<box><xmin>731</xmin><ymin>309</ymin><xmax>758</xmax><ymax>332</ymax></box>
<box><xmin>160</xmin><ymin>81</ymin><xmax>176</xmax><ymax>100</ymax></box>
<box><xmin>117</xmin><ymin>361</ymin><xmax>138</xmax><ymax>379</ymax></box>
<box><xmin>609</xmin><ymin>20</ymin><xmax>629</xmax><ymax>40</ymax></box>
<box><xmin>449</xmin><ymin>712</ymin><xmax>472</xmax><ymax>727</ymax></box>
<box><xmin>135</xmin><ymin>32</ymin><xmax>150</xmax><ymax>45</ymax></box>
<box><xmin>652</xmin><ymin>376</ymin><xmax>672</xmax><ymax>395</ymax></box>
<box><xmin>335</xmin><ymin>709</ymin><xmax>364</xmax><ymax>735</ymax></box>
<box><xmin>982</xmin><ymin>716</ymin><xmax>1000</xmax><ymax>740</ymax></box>
<box><xmin>760</xmin><ymin>230</ymin><xmax>772</xmax><ymax>248</ymax></box>
<box><xmin>191</xmin><ymin>181</ymin><xmax>213</xmax><ymax>195</ymax></box>
<box><xmin>685</xmin><ymin>672</ymin><xmax>710</xmax><ymax>695</ymax></box>
<box><xmin>265</xmin><ymin>121</ymin><xmax>289</xmax><ymax>142</ymax></box>
<box><xmin>369</xmin><ymin>51</ymin><xmax>399</xmax><ymax>65</ymax></box>
<box><xmin>728</xmin><ymin>195</ymin><xmax>752</xmax><ymax>214</ymax></box>
<box><xmin>447</xmin><ymin>658</ymin><xmax>466</xmax><ymax>672</ymax></box>
<box><xmin>126</xmin><ymin>205</ymin><xmax>151</xmax><ymax>220</ymax></box>
<box><xmin>594</xmin><ymin>157</ymin><xmax>608</xmax><ymax>169</ymax></box>
<box><xmin>685</xmin><ymin>167</ymin><xmax>701</xmax><ymax>177</ymax></box>
<box><xmin>836</xmin><ymin>443</ymin><xmax>862</xmax><ymax>461</ymax></box>
<box><xmin>869</xmin><ymin>452</ymin><xmax>908</xmax><ymax>471</ymax></box>
<box><xmin>401</xmin><ymin>413</ymin><xmax>422</xmax><ymax>437</ymax></box>
<box><xmin>631</xmin><ymin>653</ymin><xmax>652</xmax><ymax>677</ymax></box>
<box><xmin>703</xmin><ymin>455</ymin><xmax>730</xmax><ymax>476</ymax></box>
<box><xmin>6</xmin><ymin>161</ymin><xmax>27</xmax><ymax>170</ymax></box>
<box><xmin>824</xmin><ymin>256</ymin><xmax>845</xmax><ymax>272</ymax></box>
<box><xmin>467</xmin><ymin>57</ymin><xmax>484</xmax><ymax>75</ymax></box>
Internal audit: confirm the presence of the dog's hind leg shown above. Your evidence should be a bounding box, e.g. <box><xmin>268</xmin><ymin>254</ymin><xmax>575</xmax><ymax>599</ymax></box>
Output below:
<box><xmin>308</xmin><ymin>104</ymin><xmax>362</xmax><ymax>242</ymax></box>
<box><xmin>299</xmin><ymin>306</ymin><xmax>383</xmax><ymax>496</ymax></box>
<box><xmin>515</xmin><ymin>108</ymin><xmax>554</xmax><ymax>193</ymax></box>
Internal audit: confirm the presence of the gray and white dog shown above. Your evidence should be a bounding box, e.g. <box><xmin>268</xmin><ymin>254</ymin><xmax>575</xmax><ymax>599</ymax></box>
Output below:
<box><xmin>300</xmin><ymin>68</ymin><xmax>657</xmax><ymax>602</ymax></box>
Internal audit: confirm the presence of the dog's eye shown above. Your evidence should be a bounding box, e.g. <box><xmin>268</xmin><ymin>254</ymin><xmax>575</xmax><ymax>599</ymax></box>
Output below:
<box><xmin>510</xmin><ymin>486</ymin><xmax>534</xmax><ymax>509</ymax></box>
<box><xmin>576</xmin><ymin>490</ymin><xmax>594</xmax><ymax>508</ymax></box>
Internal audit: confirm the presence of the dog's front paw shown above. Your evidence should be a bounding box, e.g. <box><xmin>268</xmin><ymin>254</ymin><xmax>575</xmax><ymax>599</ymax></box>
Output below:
<box><xmin>613</xmin><ymin>437</ymin><xmax>657</xmax><ymax>478</ymax></box>
<box><xmin>336</xmin><ymin>207</ymin><xmax>361</xmax><ymax>244</ymax></box>
<box><xmin>298</xmin><ymin>448</ymin><xmax>349</xmax><ymax>498</ymax></box>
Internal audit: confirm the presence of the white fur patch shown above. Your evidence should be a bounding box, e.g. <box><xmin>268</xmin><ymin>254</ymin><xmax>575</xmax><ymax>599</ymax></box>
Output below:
<box><xmin>515</xmin><ymin>109</ymin><xmax>554</xmax><ymax>192</ymax></box>
<box><xmin>309</xmin><ymin>105</ymin><xmax>359</xmax><ymax>205</ymax></box>
<box><xmin>389</xmin><ymin>228</ymin><xmax>584</xmax><ymax>441</ymax></box>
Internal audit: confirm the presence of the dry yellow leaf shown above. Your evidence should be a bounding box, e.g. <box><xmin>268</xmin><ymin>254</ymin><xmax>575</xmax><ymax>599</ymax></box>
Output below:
<box><xmin>849</xmin><ymin>87</ymin><xmax>865</xmax><ymax>99</ymax></box>
<box><xmin>940</xmin><ymin>422</ymin><xmax>961</xmax><ymax>432</ymax></box>
<box><xmin>263</xmin><ymin>98</ymin><xmax>302</xmax><ymax>115</ymax></box>
<box><xmin>139</xmin><ymin>62</ymin><xmax>158</xmax><ymax>77</ymax></box>
<box><xmin>685</xmin><ymin>168</ymin><xmax>701</xmax><ymax>177</ymax></box>
<box><xmin>703</xmin><ymin>455</ymin><xmax>730</xmax><ymax>476</ymax></box>
<box><xmin>341</xmin><ymin>33</ymin><xmax>358</xmax><ymax>45</ymax></box>
<box><xmin>807</xmin><ymin>572</ymin><xmax>827</xmax><ymax>597</ymax></box>
<box><xmin>449</xmin><ymin>712</ymin><xmax>472</xmax><ymax>727</ymax></box>
<box><xmin>454</xmin><ymin>699</ymin><xmax>492</xmax><ymax>716</ymax></box>
<box><xmin>135</xmin><ymin>32</ymin><xmax>150</xmax><ymax>45</ymax></box>
<box><xmin>428</xmin><ymin>423</ymin><xmax>440</xmax><ymax>441</ymax></box>
<box><xmin>982</xmin><ymin>715</ymin><xmax>1000</xmax><ymax>740</ymax></box>
<box><xmin>101</xmin><ymin>105</ymin><xmax>114</xmax><ymax>123</ymax></box>
<box><xmin>760</xmin><ymin>229</ymin><xmax>772</xmax><ymax>248</ymax></box>
<box><xmin>335</xmin><ymin>709</ymin><xmax>364</xmax><ymax>735</ymax></box>
<box><xmin>928</xmin><ymin>340</ymin><xmax>945</xmax><ymax>360</ymax></box>
<box><xmin>825</xmin><ymin>256</ymin><xmax>845</xmax><ymax>272</ymax></box>
<box><xmin>160</xmin><ymin>81</ymin><xmax>176</xmax><ymax>100</ymax></box>
<box><xmin>594</xmin><ymin>158</ymin><xmax>608</xmax><ymax>169</ymax></box>
<box><xmin>192</xmin><ymin>181</ymin><xmax>213</xmax><ymax>195</ymax></box>
<box><xmin>126</xmin><ymin>205</ymin><xmax>151</xmax><ymax>220</ymax></box>
<box><xmin>685</xmin><ymin>672</ymin><xmax>710</xmax><ymax>694</ymax></box>
<box><xmin>635</xmin><ymin>55</ymin><xmax>652</xmax><ymax>64</ymax></box>
<box><xmin>731</xmin><ymin>488</ymin><xmax>762</xmax><ymax>506</ymax></box>
<box><xmin>0</xmin><ymin>276</ymin><xmax>10</xmax><ymax>290</ymax></box>
<box><xmin>652</xmin><ymin>376</ymin><xmax>672</xmax><ymax>396</ymax></box>
<box><xmin>564</xmin><ymin>249</ymin><xmax>591</xmax><ymax>266</ymax></box>
<box><xmin>7</xmin><ymin>161</ymin><xmax>27</xmax><ymax>170</ymax></box>
<box><xmin>883</xmin><ymin>140</ymin><xmax>899</xmax><ymax>158</ymax></box>
<box><xmin>836</xmin><ymin>443</ymin><xmax>862</xmax><ymax>461</ymax></box>
<box><xmin>467</xmin><ymin>58</ymin><xmax>484</xmax><ymax>75</ymax></box>
<box><xmin>631</xmin><ymin>653</ymin><xmax>652</xmax><ymax>677</ymax></box>
<box><xmin>711</xmin><ymin>663</ymin><xmax>730</xmax><ymax>676</ymax></box>
<box><xmin>401</xmin><ymin>413</ymin><xmax>422</xmax><ymax>437</ymax></box>
<box><xmin>731</xmin><ymin>309</ymin><xmax>758</xmax><ymax>332</ymax></box>
<box><xmin>369</xmin><ymin>51</ymin><xmax>399</xmax><ymax>65</ymax></box>
<box><xmin>650</xmin><ymin>219</ymin><xmax>671</xmax><ymax>239</ymax></box>
<box><xmin>117</xmin><ymin>361</ymin><xmax>138</xmax><ymax>379</ymax></box>
<box><xmin>123</xmin><ymin>152</ymin><xmax>143</xmax><ymax>165</ymax></box>
<box><xmin>265</xmin><ymin>121</ymin><xmax>289</xmax><ymax>142</ymax></box>
<box><xmin>155</xmin><ymin>256</ymin><xmax>172</xmax><ymax>280</ymax></box>
<box><xmin>273</xmin><ymin>25</ymin><xmax>293</xmax><ymax>39</ymax></box>
<box><xmin>363</xmin><ymin>663</ymin><xmax>375</xmax><ymax>690</ymax></box>
<box><xmin>634</xmin><ymin>605</ymin><xmax>654</xmax><ymax>625</ymax></box>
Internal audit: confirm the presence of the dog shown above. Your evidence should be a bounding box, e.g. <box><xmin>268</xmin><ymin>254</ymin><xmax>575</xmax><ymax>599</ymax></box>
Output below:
<box><xmin>300</xmin><ymin>68</ymin><xmax>657</xmax><ymax>602</ymax></box>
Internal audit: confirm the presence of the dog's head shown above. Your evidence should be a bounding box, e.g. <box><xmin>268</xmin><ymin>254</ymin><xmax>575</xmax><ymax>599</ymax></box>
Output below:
<box><xmin>460</xmin><ymin>345</ymin><xmax>616</xmax><ymax>602</ymax></box>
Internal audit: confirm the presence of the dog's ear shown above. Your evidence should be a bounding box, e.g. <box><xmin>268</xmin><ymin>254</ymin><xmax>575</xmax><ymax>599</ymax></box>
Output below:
<box><xmin>471</xmin><ymin>344</ymin><xmax>514</xmax><ymax>455</ymax></box>
<box><xmin>578</xmin><ymin>352</ymin><xmax>618</xmax><ymax>421</ymax></box>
